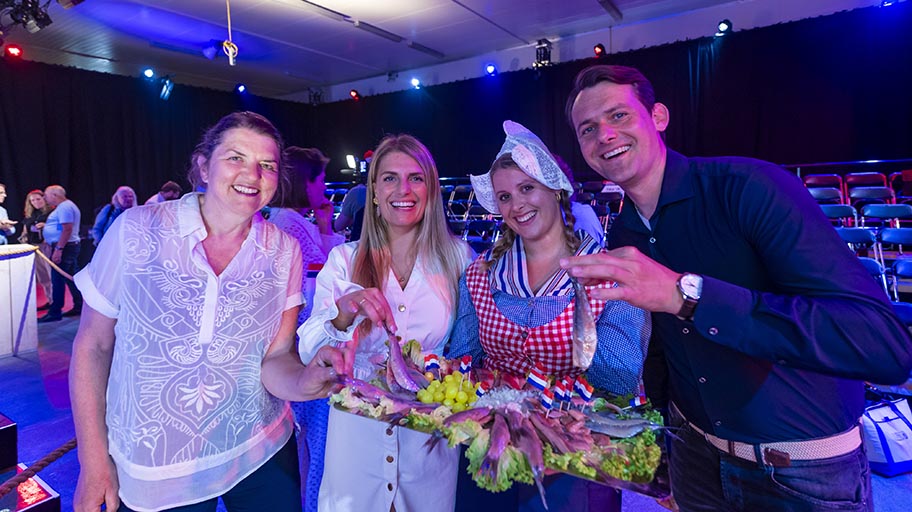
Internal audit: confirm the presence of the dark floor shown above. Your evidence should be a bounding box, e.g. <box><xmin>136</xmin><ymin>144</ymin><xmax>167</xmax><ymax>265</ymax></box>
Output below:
<box><xmin>2</xmin><ymin>313</ymin><xmax>911</xmax><ymax>511</ymax></box>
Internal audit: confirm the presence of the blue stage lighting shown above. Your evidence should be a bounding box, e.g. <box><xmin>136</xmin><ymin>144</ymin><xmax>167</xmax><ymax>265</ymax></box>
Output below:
<box><xmin>143</xmin><ymin>67</ymin><xmax>154</xmax><ymax>79</ymax></box>
<box><xmin>715</xmin><ymin>19</ymin><xmax>733</xmax><ymax>37</ymax></box>
<box><xmin>160</xmin><ymin>77</ymin><xmax>174</xmax><ymax>100</ymax></box>
<box><xmin>236</xmin><ymin>83</ymin><xmax>246</xmax><ymax>93</ymax></box>
<box><xmin>485</xmin><ymin>64</ymin><xmax>497</xmax><ymax>76</ymax></box>
<box><xmin>410</xmin><ymin>77</ymin><xmax>421</xmax><ymax>89</ymax></box>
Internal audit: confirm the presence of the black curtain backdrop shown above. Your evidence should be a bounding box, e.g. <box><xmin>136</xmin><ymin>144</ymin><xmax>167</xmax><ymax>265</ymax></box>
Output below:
<box><xmin>1</xmin><ymin>3</ymin><xmax>911</xmax><ymax>223</ymax></box>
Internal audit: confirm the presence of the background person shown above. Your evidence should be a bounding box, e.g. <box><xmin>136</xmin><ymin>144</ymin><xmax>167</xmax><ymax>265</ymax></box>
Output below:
<box><xmin>144</xmin><ymin>180</ymin><xmax>182</xmax><ymax>205</ymax></box>
<box><xmin>0</xmin><ymin>183</ymin><xmax>16</xmax><ymax>244</ymax></box>
<box><xmin>69</xmin><ymin>111</ymin><xmax>345</xmax><ymax>512</ymax></box>
<box><xmin>448</xmin><ymin>121</ymin><xmax>650</xmax><ymax>512</ymax></box>
<box><xmin>92</xmin><ymin>186</ymin><xmax>136</xmax><ymax>245</ymax></box>
<box><xmin>39</xmin><ymin>184</ymin><xmax>82</xmax><ymax>322</ymax></box>
<box><xmin>18</xmin><ymin>189</ymin><xmax>55</xmax><ymax>307</ymax></box>
<box><xmin>264</xmin><ymin>146</ymin><xmax>345</xmax><ymax>512</ymax></box>
<box><xmin>297</xmin><ymin>134</ymin><xmax>472</xmax><ymax>512</ymax></box>
<box><xmin>562</xmin><ymin>64</ymin><xmax>912</xmax><ymax>512</ymax></box>
<box><xmin>333</xmin><ymin>150</ymin><xmax>370</xmax><ymax>240</ymax></box>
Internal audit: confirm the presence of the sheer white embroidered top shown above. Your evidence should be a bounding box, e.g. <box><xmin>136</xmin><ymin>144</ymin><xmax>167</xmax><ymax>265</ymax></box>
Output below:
<box><xmin>75</xmin><ymin>193</ymin><xmax>304</xmax><ymax>511</ymax></box>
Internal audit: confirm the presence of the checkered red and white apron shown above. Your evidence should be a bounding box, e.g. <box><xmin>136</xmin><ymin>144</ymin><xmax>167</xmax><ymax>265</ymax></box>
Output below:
<box><xmin>464</xmin><ymin>258</ymin><xmax>611</xmax><ymax>379</ymax></box>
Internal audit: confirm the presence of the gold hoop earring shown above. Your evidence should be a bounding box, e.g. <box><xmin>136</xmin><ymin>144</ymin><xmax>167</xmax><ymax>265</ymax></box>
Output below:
<box><xmin>372</xmin><ymin>197</ymin><xmax>379</xmax><ymax>205</ymax></box>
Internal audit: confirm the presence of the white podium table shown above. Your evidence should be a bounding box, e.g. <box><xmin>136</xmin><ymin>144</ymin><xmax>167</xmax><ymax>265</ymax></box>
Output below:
<box><xmin>0</xmin><ymin>244</ymin><xmax>38</xmax><ymax>357</ymax></box>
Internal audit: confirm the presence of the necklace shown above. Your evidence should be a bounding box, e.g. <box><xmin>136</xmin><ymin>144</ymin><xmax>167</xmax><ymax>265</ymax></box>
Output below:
<box><xmin>392</xmin><ymin>253</ymin><xmax>416</xmax><ymax>287</ymax></box>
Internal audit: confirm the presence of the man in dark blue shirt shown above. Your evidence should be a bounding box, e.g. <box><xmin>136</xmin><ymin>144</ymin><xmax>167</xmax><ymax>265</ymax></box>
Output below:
<box><xmin>561</xmin><ymin>64</ymin><xmax>912</xmax><ymax>511</ymax></box>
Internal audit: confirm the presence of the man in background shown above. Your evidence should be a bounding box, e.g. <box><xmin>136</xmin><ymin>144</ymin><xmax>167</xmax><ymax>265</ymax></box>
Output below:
<box><xmin>39</xmin><ymin>185</ymin><xmax>83</xmax><ymax>322</ymax></box>
<box><xmin>144</xmin><ymin>180</ymin><xmax>182</xmax><ymax>205</ymax></box>
<box><xmin>0</xmin><ymin>183</ymin><xmax>17</xmax><ymax>244</ymax></box>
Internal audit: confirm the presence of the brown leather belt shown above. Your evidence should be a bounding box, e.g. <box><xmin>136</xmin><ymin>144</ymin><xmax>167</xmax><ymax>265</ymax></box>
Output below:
<box><xmin>671</xmin><ymin>402</ymin><xmax>862</xmax><ymax>467</ymax></box>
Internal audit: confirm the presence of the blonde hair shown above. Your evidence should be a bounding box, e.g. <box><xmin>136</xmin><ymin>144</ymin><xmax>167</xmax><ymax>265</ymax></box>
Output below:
<box><xmin>23</xmin><ymin>190</ymin><xmax>51</xmax><ymax>218</ymax></box>
<box><xmin>485</xmin><ymin>154</ymin><xmax>579</xmax><ymax>269</ymax></box>
<box><xmin>352</xmin><ymin>134</ymin><xmax>467</xmax><ymax>333</ymax></box>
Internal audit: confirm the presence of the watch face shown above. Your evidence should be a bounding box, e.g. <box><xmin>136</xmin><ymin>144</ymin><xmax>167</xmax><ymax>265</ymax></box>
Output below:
<box><xmin>680</xmin><ymin>274</ymin><xmax>703</xmax><ymax>300</ymax></box>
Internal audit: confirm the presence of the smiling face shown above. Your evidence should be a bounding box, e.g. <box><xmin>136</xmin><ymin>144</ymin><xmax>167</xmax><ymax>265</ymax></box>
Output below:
<box><xmin>373</xmin><ymin>151</ymin><xmax>428</xmax><ymax>236</ymax></box>
<box><xmin>198</xmin><ymin>127</ymin><xmax>280</xmax><ymax>222</ymax></box>
<box><xmin>492</xmin><ymin>165</ymin><xmax>564</xmax><ymax>243</ymax></box>
<box><xmin>570</xmin><ymin>81</ymin><xmax>668</xmax><ymax>190</ymax></box>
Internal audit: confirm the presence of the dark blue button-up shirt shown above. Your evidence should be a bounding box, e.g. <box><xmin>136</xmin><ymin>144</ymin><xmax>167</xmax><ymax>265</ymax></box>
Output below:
<box><xmin>609</xmin><ymin>149</ymin><xmax>912</xmax><ymax>444</ymax></box>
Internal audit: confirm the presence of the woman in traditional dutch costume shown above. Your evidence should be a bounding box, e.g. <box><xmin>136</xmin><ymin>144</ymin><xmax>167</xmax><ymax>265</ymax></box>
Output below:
<box><xmin>448</xmin><ymin>121</ymin><xmax>651</xmax><ymax>512</ymax></box>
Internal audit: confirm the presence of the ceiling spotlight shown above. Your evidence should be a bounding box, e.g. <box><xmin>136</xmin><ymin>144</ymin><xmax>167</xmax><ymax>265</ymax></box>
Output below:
<box><xmin>881</xmin><ymin>0</ymin><xmax>896</xmax><ymax>6</ymax></box>
<box><xmin>533</xmin><ymin>39</ymin><xmax>552</xmax><ymax>68</ymax></box>
<box><xmin>308</xmin><ymin>88</ymin><xmax>323</xmax><ymax>106</ymax></box>
<box><xmin>160</xmin><ymin>77</ymin><xmax>174</xmax><ymax>100</ymax></box>
<box><xmin>716</xmin><ymin>19</ymin><xmax>733</xmax><ymax>37</ymax></box>
<box><xmin>410</xmin><ymin>77</ymin><xmax>421</xmax><ymax>89</ymax></box>
<box><xmin>346</xmin><ymin>155</ymin><xmax>357</xmax><ymax>169</ymax></box>
<box><xmin>9</xmin><ymin>0</ymin><xmax>53</xmax><ymax>34</ymax></box>
<box><xmin>594</xmin><ymin>43</ymin><xmax>606</xmax><ymax>58</ymax></box>
<box><xmin>142</xmin><ymin>67</ymin><xmax>155</xmax><ymax>79</ymax></box>
<box><xmin>484</xmin><ymin>64</ymin><xmax>497</xmax><ymax>76</ymax></box>
<box><xmin>349</xmin><ymin>89</ymin><xmax>361</xmax><ymax>101</ymax></box>
<box><xmin>4</xmin><ymin>44</ymin><xmax>23</xmax><ymax>59</ymax></box>
<box><xmin>236</xmin><ymin>83</ymin><xmax>246</xmax><ymax>93</ymax></box>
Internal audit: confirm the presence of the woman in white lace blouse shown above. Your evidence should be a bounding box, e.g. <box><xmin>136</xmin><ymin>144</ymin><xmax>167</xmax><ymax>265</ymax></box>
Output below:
<box><xmin>297</xmin><ymin>134</ymin><xmax>472</xmax><ymax>512</ymax></box>
<box><xmin>70</xmin><ymin>112</ymin><xmax>345</xmax><ymax>512</ymax></box>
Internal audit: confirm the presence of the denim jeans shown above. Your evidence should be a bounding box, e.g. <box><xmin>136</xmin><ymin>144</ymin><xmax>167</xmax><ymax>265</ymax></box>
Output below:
<box><xmin>48</xmin><ymin>242</ymin><xmax>82</xmax><ymax>318</ymax></box>
<box><xmin>118</xmin><ymin>435</ymin><xmax>302</xmax><ymax>512</ymax></box>
<box><xmin>668</xmin><ymin>406</ymin><xmax>872</xmax><ymax>512</ymax></box>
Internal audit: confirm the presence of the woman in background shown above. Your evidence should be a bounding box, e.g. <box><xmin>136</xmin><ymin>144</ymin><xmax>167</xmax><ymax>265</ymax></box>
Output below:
<box><xmin>297</xmin><ymin>134</ymin><xmax>472</xmax><ymax>512</ymax></box>
<box><xmin>91</xmin><ymin>186</ymin><xmax>136</xmax><ymax>245</ymax></box>
<box><xmin>265</xmin><ymin>146</ymin><xmax>344</xmax><ymax>512</ymax></box>
<box><xmin>19</xmin><ymin>189</ymin><xmax>54</xmax><ymax>306</ymax></box>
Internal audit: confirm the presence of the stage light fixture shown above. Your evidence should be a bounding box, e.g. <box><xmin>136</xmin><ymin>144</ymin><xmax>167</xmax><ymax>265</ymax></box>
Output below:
<box><xmin>349</xmin><ymin>89</ymin><xmax>361</xmax><ymax>101</ymax></box>
<box><xmin>346</xmin><ymin>155</ymin><xmax>357</xmax><ymax>169</ymax></box>
<box><xmin>308</xmin><ymin>88</ymin><xmax>323</xmax><ymax>106</ymax></box>
<box><xmin>410</xmin><ymin>77</ymin><xmax>421</xmax><ymax>89</ymax></box>
<box><xmin>236</xmin><ymin>83</ymin><xmax>246</xmax><ymax>93</ymax></box>
<box><xmin>594</xmin><ymin>43</ymin><xmax>606</xmax><ymax>58</ymax></box>
<box><xmin>4</xmin><ymin>44</ymin><xmax>23</xmax><ymax>58</ymax></box>
<box><xmin>159</xmin><ymin>77</ymin><xmax>174</xmax><ymax>100</ymax></box>
<box><xmin>9</xmin><ymin>0</ymin><xmax>53</xmax><ymax>34</ymax></box>
<box><xmin>533</xmin><ymin>39</ymin><xmax>552</xmax><ymax>68</ymax></box>
<box><xmin>485</xmin><ymin>64</ymin><xmax>497</xmax><ymax>76</ymax></box>
<box><xmin>716</xmin><ymin>19</ymin><xmax>732</xmax><ymax>37</ymax></box>
<box><xmin>881</xmin><ymin>1</ymin><xmax>896</xmax><ymax>6</ymax></box>
<box><xmin>142</xmin><ymin>67</ymin><xmax>154</xmax><ymax>79</ymax></box>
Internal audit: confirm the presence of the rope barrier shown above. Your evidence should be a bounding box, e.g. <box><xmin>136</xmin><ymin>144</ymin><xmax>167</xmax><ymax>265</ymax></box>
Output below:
<box><xmin>33</xmin><ymin>245</ymin><xmax>74</xmax><ymax>281</ymax></box>
<box><xmin>0</xmin><ymin>437</ymin><xmax>77</xmax><ymax>499</ymax></box>
<box><xmin>0</xmin><ymin>244</ymin><xmax>37</xmax><ymax>262</ymax></box>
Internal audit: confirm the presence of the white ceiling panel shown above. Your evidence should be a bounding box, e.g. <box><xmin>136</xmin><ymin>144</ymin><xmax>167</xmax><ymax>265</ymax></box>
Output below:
<box><xmin>0</xmin><ymin>0</ymin><xmax>833</xmax><ymax>100</ymax></box>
